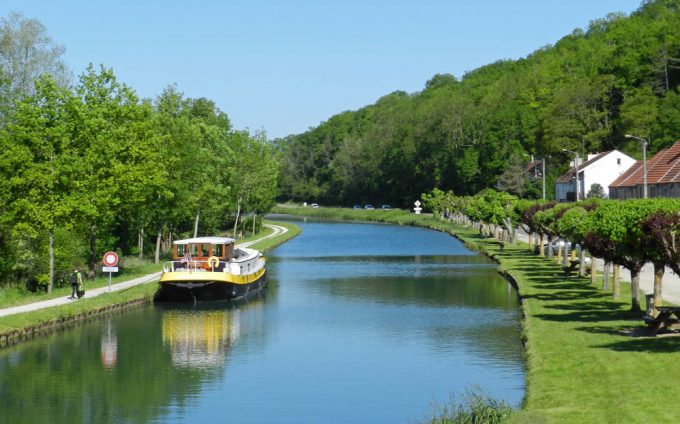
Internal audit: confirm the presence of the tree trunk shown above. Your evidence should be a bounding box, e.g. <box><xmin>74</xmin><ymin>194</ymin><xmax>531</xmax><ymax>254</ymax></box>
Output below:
<box><xmin>547</xmin><ymin>236</ymin><xmax>554</xmax><ymax>259</ymax></box>
<box><xmin>193</xmin><ymin>210</ymin><xmax>200</xmax><ymax>238</ymax></box>
<box><xmin>591</xmin><ymin>257</ymin><xmax>597</xmax><ymax>285</ymax></box>
<box><xmin>527</xmin><ymin>232</ymin><xmax>533</xmax><ymax>251</ymax></box>
<box><xmin>154</xmin><ymin>227</ymin><xmax>162</xmax><ymax>264</ymax></box>
<box><xmin>139</xmin><ymin>228</ymin><xmax>144</xmax><ymax>258</ymax></box>
<box><xmin>539</xmin><ymin>234</ymin><xmax>545</xmax><ymax>257</ymax></box>
<box><xmin>252</xmin><ymin>212</ymin><xmax>257</xmax><ymax>236</ymax></box>
<box><xmin>629</xmin><ymin>268</ymin><xmax>642</xmax><ymax>313</ymax></box>
<box><xmin>233</xmin><ymin>196</ymin><xmax>242</xmax><ymax>237</ymax></box>
<box><xmin>612</xmin><ymin>264</ymin><xmax>620</xmax><ymax>299</ymax></box>
<box><xmin>562</xmin><ymin>242</ymin><xmax>569</xmax><ymax>268</ymax></box>
<box><xmin>579</xmin><ymin>248</ymin><xmax>586</xmax><ymax>277</ymax></box>
<box><xmin>48</xmin><ymin>226</ymin><xmax>54</xmax><ymax>293</ymax></box>
<box><xmin>502</xmin><ymin>217</ymin><xmax>515</xmax><ymax>244</ymax></box>
<box><xmin>653</xmin><ymin>262</ymin><xmax>665</xmax><ymax>310</ymax></box>
<box><xmin>88</xmin><ymin>224</ymin><xmax>97</xmax><ymax>280</ymax></box>
<box><xmin>603</xmin><ymin>260</ymin><xmax>610</xmax><ymax>291</ymax></box>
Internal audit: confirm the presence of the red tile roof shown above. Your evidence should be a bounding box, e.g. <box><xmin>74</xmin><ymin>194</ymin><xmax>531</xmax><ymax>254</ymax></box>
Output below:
<box><xmin>609</xmin><ymin>140</ymin><xmax>680</xmax><ymax>187</ymax></box>
<box><xmin>556</xmin><ymin>151</ymin><xmax>610</xmax><ymax>183</ymax></box>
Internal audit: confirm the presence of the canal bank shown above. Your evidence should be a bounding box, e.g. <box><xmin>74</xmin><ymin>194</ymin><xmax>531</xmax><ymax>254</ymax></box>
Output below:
<box><xmin>0</xmin><ymin>220</ymin><xmax>300</xmax><ymax>348</ymax></box>
<box><xmin>272</xmin><ymin>205</ymin><xmax>680</xmax><ymax>423</ymax></box>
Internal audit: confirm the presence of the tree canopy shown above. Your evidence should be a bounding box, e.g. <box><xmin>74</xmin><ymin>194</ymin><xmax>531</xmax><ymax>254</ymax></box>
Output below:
<box><xmin>277</xmin><ymin>0</ymin><xmax>680</xmax><ymax>207</ymax></box>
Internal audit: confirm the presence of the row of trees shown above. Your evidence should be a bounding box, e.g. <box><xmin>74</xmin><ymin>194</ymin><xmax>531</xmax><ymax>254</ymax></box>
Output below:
<box><xmin>0</xmin><ymin>14</ymin><xmax>278</xmax><ymax>291</ymax></box>
<box><xmin>422</xmin><ymin>188</ymin><xmax>680</xmax><ymax>314</ymax></box>
<box><xmin>277</xmin><ymin>0</ymin><xmax>680</xmax><ymax>206</ymax></box>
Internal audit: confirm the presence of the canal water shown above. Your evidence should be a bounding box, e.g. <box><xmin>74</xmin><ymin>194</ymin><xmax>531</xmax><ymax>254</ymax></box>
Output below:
<box><xmin>0</xmin><ymin>218</ymin><xmax>524</xmax><ymax>423</ymax></box>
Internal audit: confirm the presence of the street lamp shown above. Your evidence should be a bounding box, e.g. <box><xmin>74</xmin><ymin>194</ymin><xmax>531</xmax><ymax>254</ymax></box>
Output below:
<box><xmin>624</xmin><ymin>134</ymin><xmax>648</xmax><ymax>199</ymax></box>
<box><xmin>542</xmin><ymin>157</ymin><xmax>546</xmax><ymax>200</ymax></box>
<box><xmin>562</xmin><ymin>149</ymin><xmax>580</xmax><ymax>201</ymax></box>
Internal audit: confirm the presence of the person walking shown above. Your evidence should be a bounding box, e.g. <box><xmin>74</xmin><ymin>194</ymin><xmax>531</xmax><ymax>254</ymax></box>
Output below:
<box><xmin>69</xmin><ymin>268</ymin><xmax>83</xmax><ymax>299</ymax></box>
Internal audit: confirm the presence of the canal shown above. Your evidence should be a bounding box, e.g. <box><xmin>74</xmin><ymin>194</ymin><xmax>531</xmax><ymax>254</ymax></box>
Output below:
<box><xmin>0</xmin><ymin>218</ymin><xmax>524</xmax><ymax>423</ymax></box>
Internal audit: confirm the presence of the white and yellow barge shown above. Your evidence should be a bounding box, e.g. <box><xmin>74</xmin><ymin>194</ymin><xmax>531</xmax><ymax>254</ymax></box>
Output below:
<box><xmin>155</xmin><ymin>236</ymin><xmax>267</xmax><ymax>301</ymax></box>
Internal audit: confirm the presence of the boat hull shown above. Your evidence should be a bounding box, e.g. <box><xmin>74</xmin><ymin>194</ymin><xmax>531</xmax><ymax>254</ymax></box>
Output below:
<box><xmin>155</xmin><ymin>269</ymin><xmax>267</xmax><ymax>302</ymax></box>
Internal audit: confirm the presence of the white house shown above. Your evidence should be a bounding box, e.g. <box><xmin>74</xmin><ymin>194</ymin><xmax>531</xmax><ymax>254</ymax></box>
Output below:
<box><xmin>555</xmin><ymin>150</ymin><xmax>636</xmax><ymax>201</ymax></box>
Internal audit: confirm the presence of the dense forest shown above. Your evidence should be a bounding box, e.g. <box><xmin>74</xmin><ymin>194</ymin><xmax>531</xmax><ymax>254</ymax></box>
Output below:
<box><xmin>0</xmin><ymin>13</ymin><xmax>279</xmax><ymax>290</ymax></box>
<box><xmin>277</xmin><ymin>0</ymin><xmax>680</xmax><ymax>207</ymax></box>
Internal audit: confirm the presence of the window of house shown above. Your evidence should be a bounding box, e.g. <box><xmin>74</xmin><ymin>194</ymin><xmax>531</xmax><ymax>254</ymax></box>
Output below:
<box><xmin>617</xmin><ymin>158</ymin><xmax>621</xmax><ymax>165</ymax></box>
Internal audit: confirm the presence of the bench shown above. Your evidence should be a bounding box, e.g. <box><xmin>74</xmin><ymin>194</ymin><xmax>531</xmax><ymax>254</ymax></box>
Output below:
<box><xmin>645</xmin><ymin>306</ymin><xmax>680</xmax><ymax>335</ymax></box>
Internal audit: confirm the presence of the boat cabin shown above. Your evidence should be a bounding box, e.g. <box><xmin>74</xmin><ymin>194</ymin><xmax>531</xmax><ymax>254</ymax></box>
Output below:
<box><xmin>172</xmin><ymin>237</ymin><xmax>236</xmax><ymax>271</ymax></box>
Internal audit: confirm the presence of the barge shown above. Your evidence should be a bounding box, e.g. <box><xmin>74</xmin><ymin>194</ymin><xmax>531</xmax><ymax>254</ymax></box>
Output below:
<box><xmin>155</xmin><ymin>236</ymin><xmax>266</xmax><ymax>302</ymax></box>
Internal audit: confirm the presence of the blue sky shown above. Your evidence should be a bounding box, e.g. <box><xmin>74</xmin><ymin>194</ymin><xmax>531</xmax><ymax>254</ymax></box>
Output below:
<box><xmin>0</xmin><ymin>0</ymin><xmax>642</xmax><ymax>139</ymax></box>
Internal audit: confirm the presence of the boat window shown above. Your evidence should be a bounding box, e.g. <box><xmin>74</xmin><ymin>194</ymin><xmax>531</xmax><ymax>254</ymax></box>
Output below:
<box><xmin>212</xmin><ymin>244</ymin><xmax>224</xmax><ymax>257</ymax></box>
<box><xmin>189</xmin><ymin>244</ymin><xmax>197</xmax><ymax>256</ymax></box>
<box><xmin>201</xmin><ymin>244</ymin><xmax>209</xmax><ymax>257</ymax></box>
<box><xmin>176</xmin><ymin>244</ymin><xmax>186</xmax><ymax>257</ymax></box>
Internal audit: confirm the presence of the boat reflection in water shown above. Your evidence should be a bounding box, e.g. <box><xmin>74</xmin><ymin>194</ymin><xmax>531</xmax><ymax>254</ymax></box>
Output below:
<box><xmin>159</xmin><ymin>290</ymin><xmax>267</xmax><ymax>369</ymax></box>
<box><xmin>100</xmin><ymin>319</ymin><xmax>117</xmax><ymax>369</ymax></box>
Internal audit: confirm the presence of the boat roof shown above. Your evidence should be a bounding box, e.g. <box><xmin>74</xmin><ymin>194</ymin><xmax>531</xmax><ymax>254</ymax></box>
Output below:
<box><xmin>173</xmin><ymin>237</ymin><xmax>236</xmax><ymax>245</ymax></box>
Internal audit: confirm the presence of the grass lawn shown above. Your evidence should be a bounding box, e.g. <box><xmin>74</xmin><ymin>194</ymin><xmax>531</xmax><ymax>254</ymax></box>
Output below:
<box><xmin>275</xmin><ymin>205</ymin><xmax>680</xmax><ymax>423</ymax></box>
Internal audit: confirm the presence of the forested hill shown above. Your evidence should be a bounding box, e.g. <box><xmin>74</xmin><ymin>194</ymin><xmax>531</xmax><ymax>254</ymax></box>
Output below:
<box><xmin>276</xmin><ymin>0</ymin><xmax>680</xmax><ymax>207</ymax></box>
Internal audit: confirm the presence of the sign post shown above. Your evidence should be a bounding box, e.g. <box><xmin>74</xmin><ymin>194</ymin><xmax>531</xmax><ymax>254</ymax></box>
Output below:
<box><xmin>102</xmin><ymin>251</ymin><xmax>119</xmax><ymax>293</ymax></box>
<box><xmin>413</xmin><ymin>200</ymin><xmax>422</xmax><ymax>215</ymax></box>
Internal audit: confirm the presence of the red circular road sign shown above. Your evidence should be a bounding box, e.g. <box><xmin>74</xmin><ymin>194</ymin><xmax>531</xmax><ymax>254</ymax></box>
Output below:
<box><xmin>103</xmin><ymin>251</ymin><xmax>119</xmax><ymax>267</ymax></box>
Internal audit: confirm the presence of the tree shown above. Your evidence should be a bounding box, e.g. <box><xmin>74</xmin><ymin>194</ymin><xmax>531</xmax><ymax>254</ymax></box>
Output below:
<box><xmin>0</xmin><ymin>12</ymin><xmax>70</xmax><ymax>122</ymax></box>
<box><xmin>3</xmin><ymin>76</ymin><xmax>79</xmax><ymax>291</ymax></box>
<box><xmin>586</xmin><ymin>183</ymin><xmax>606</xmax><ymax>198</ymax></box>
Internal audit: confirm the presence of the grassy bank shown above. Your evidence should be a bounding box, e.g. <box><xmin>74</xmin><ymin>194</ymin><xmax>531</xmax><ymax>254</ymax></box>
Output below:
<box><xmin>0</xmin><ymin>219</ymin><xmax>300</xmax><ymax>344</ymax></box>
<box><xmin>275</xmin><ymin>205</ymin><xmax>680</xmax><ymax>423</ymax></box>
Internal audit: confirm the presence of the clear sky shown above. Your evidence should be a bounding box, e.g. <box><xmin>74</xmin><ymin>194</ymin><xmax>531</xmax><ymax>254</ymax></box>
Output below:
<box><xmin>0</xmin><ymin>0</ymin><xmax>643</xmax><ymax>139</ymax></box>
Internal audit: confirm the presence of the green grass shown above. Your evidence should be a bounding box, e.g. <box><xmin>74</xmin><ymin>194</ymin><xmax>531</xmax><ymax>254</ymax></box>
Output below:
<box><xmin>421</xmin><ymin>387</ymin><xmax>513</xmax><ymax>424</ymax></box>
<box><xmin>276</xmin><ymin>205</ymin><xmax>680</xmax><ymax>423</ymax></box>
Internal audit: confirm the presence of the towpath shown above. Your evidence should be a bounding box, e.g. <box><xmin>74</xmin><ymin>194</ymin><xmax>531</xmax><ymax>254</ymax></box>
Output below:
<box><xmin>0</xmin><ymin>224</ymin><xmax>288</xmax><ymax>318</ymax></box>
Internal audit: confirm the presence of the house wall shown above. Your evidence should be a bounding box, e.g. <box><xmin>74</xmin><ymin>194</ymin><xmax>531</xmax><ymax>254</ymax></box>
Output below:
<box><xmin>555</xmin><ymin>182</ymin><xmax>575</xmax><ymax>202</ymax></box>
<box><xmin>584</xmin><ymin>153</ymin><xmax>636</xmax><ymax>198</ymax></box>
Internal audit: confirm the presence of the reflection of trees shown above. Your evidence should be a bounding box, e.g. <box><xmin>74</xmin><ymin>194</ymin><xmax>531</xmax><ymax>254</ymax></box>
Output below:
<box><xmin>0</xmin><ymin>295</ymin><xmax>267</xmax><ymax>424</ymax></box>
<box><xmin>310</xmin><ymin>256</ymin><xmax>518</xmax><ymax>310</ymax></box>
<box><xmin>305</xmin><ymin>262</ymin><xmax>524</xmax><ymax>367</ymax></box>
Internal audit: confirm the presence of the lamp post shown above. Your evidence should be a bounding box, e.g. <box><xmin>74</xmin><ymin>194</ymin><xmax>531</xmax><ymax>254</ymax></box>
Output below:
<box><xmin>542</xmin><ymin>157</ymin><xmax>546</xmax><ymax>200</ymax></box>
<box><xmin>562</xmin><ymin>149</ymin><xmax>580</xmax><ymax>201</ymax></box>
<box><xmin>624</xmin><ymin>134</ymin><xmax>648</xmax><ymax>199</ymax></box>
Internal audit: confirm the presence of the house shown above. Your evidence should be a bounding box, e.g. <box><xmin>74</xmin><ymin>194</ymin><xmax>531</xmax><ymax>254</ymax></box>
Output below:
<box><xmin>609</xmin><ymin>140</ymin><xmax>680</xmax><ymax>199</ymax></box>
<box><xmin>524</xmin><ymin>159</ymin><xmax>544</xmax><ymax>180</ymax></box>
<box><xmin>555</xmin><ymin>150</ymin><xmax>636</xmax><ymax>202</ymax></box>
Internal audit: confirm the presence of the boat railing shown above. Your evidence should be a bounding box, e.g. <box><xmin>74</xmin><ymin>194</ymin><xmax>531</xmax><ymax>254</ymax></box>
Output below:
<box><xmin>163</xmin><ymin>260</ymin><xmax>227</xmax><ymax>273</ymax></box>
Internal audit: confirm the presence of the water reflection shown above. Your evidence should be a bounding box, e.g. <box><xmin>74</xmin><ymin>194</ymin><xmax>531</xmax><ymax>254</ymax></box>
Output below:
<box><xmin>160</xmin><ymin>294</ymin><xmax>266</xmax><ymax>369</ymax></box>
<box><xmin>0</xmin><ymin>295</ymin><xmax>268</xmax><ymax>424</ymax></box>
<box><xmin>101</xmin><ymin>319</ymin><xmax>117</xmax><ymax>369</ymax></box>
